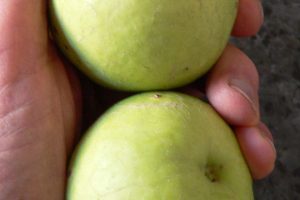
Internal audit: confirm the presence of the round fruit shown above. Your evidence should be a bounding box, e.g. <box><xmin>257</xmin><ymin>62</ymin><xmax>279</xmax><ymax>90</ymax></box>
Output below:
<box><xmin>49</xmin><ymin>0</ymin><xmax>237</xmax><ymax>91</ymax></box>
<box><xmin>67</xmin><ymin>92</ymin><xmax>253</xmax><ymax>199</ymax></box>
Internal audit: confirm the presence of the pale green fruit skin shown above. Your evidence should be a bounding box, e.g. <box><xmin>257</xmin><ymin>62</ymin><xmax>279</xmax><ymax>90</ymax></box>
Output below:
<box><xmin>67</xmin><ymin>92</ymin><xmax>253</xmax><ymax>200</ymax></box>
<box><xmin>49</xmin><ymin>0</ymin><xmax>237</xmax><ymax>91</ymax></box>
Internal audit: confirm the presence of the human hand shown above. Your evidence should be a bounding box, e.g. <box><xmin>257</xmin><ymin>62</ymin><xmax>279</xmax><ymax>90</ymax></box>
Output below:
<box><xmin>0</xmin><ymin>0</ymin><xmax>275</xmax><ymax>200</ymax></box>
<box><xmin>0</xmin><ymin>1</ymin><xmax>80</xmax><ymax>199</ymax></box>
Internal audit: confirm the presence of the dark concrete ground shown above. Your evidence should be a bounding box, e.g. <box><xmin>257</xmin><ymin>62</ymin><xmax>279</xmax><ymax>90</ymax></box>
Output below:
<box><xmin>233</xmin><ymin>0</ymin><xmax>300</xmax><ymax>199</ymax></box>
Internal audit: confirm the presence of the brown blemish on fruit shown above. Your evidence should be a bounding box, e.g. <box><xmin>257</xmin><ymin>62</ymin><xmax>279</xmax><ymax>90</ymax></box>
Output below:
<box><xmin>204</xmin><ymin>164</ymin><xmax>223</xmax><ymax>183</ymax></box>
<box><xmin>153</xmin><ymin>94</ymin><xmax>162</xmax><ymax>98</ymax></box>
<box><xmin>64</xmin><ymin>44</ymin><xmax>69</xmax><ymax>50</ymax></box>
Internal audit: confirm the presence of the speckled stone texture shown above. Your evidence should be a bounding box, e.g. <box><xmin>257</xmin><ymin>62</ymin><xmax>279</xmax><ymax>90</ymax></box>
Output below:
<box><xmin>233</xmin><ymin>1</ymin><xmax>300</xmax><ymax>199</ymax></box>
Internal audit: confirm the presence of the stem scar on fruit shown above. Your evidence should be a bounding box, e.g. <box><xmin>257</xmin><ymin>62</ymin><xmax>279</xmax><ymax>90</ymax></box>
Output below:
<box><xmin>153</xmin><ymin>94</ymin><xmax>162</xmax><ymax>98</ymax></box>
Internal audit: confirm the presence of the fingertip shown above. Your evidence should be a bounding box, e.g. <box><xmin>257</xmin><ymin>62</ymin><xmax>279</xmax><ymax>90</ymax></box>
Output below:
<box><xmin>235</xmin><ymin>124</ymin><xmax>276</xmax><ymax>180</ymax></box>
<box><xmin>206</xmin><ymin>45</ymin><xmax>260</xmax><ymax>126</ymax></box>
<box><xmin>232</xmin><ymin>0</ymin><xmax>264</xmax><ymax>37</ymax></box>
<box><xmin>207</xmin><ymin>81</ymin><xmax>259</xmax><ymax>126</ymax></box>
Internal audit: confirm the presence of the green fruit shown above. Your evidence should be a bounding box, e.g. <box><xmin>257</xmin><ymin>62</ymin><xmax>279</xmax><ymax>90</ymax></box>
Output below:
<box><xmin>49</xmin><ymin>0</ymin><xmax>237</xmax><ymax>91</ymax></box>
<box><xmin>67</xmin><ymin>92</ymin><xmax>253</xmax><ymax>199</ymax></box>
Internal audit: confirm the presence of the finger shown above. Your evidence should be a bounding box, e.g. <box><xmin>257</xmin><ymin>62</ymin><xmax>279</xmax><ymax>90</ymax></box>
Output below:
<box><xmin>205</xmin><ymin>44</ymin><xmax>259</xmax><ymax>126</ymax></box>
<box><xmin>235</xmin><ymin>122</ymin><xmax>276</xmax><ymax>179</ymax></box>
<box><xmin>232</xmin><ymin>0</ymin><xmax>264</xmax><ymax>36</ymax></box>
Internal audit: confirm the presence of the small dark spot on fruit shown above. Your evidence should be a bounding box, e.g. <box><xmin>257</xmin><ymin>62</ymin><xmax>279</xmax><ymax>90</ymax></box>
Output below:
<box><xmin>154</xmin><ymin>94</ymin><xmax>162</xmax><ymax>98</ymax></box>
<box><xmin>64</xmin><ymin>45</ymin><xmax>69</xmax><ymax>50</ymax></box>
<box><xmin>204</xmin><ymin>164</ymin><xmax>223</xmax><ymax>183</ymax></box>
<box><xmin>184</xmin><ymin>67</ymin><xmax>189</xmax><ymax>71</ymax></box>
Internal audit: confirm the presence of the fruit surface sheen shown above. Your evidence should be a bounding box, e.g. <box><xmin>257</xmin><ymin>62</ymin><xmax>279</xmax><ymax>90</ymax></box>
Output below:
<box><xmin>49</xmin><ymin>0</ymin><xmax>237</xmax><ymax>91</ymax></box>
<box><xmin>67</xmin><ymin>92</ymin><xmax>253</xmax><ymax>200</ymax></box>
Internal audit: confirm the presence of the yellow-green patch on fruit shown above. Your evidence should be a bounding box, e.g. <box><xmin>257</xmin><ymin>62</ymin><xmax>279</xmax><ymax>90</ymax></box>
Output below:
<box><xmin>67</xmin><ymin>92</ymin><xmax>253</xmax><ymax>199</ymax></box>
<box><xmin>49</xmin><ymin>0</ymin><xmax>238</xmax><ymax>91</ymax></box>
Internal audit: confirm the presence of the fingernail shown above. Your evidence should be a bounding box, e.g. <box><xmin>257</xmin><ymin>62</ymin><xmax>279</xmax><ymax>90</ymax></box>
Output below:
<box><xmin>258</xmin><ymin>122</ymin><xmax>274</xmax><ymax>142</ymax></box>
<box><xmin>229</xmin><ymin>78</ymin><xmax>259</xmax><ymax>116</ymax></box>
<box><xmin>259</xmin><ymin>129</ymin><xmax>277</xmax><ymax>155</ymax></box>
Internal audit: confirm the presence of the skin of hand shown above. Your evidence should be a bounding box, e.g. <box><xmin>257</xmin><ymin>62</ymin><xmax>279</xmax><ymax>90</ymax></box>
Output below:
<box><xmin>0</xmin><ymin>0</ymin><xmax>275</xmax><ymax>199</ymax></box>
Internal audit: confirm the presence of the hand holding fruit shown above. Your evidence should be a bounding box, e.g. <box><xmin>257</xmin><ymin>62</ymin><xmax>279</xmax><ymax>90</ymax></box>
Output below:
<box><xmin>0</xmin><ymin>0</ymin><xmax>275</xmax><ymax>199</ymax></box>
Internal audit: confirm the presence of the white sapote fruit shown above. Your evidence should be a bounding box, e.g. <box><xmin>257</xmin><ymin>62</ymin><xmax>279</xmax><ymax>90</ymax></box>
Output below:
<box><xmin>67</xmin><ymin>92</ymin><xmax>253</xmax><ymax>200</ymax></box>
<box><xmin>49</xmin><ymin>0</ymin><xmax>238</xmax><ymax>91</ymax></box>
